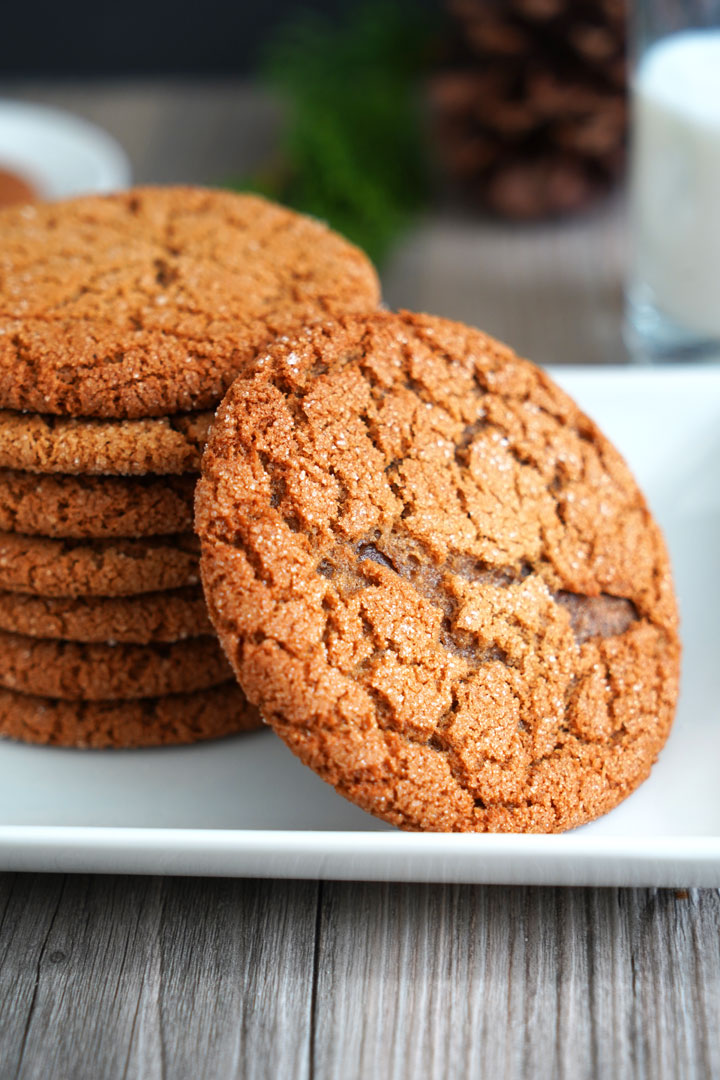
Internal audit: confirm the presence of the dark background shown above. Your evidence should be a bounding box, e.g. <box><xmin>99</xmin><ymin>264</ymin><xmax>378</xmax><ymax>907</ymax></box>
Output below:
<box><xmin>0</xmin><ymin>0</ymin><xmax>402</xmax><ymax>77</ymax></box>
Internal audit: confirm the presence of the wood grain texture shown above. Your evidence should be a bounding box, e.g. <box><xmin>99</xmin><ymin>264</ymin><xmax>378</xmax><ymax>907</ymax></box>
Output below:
<box><xmin>1</xmin><ymin>876</ymin><xmax>719</xmax><ymax>1080</ymax></box>
<box><xmin>0</xmin><ymin>874</ymin><xmax>317</xmax><ymax>1080</ymax></box>
<box><xmin>313</xmin><ymin>884</ymin><xmax>720</xmax><ymax>1080</ymax></box>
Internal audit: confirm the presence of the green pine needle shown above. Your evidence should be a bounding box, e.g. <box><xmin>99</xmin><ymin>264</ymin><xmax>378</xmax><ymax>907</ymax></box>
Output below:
<box><xmin>241</xmin><ymin>2</ymin><xmax>435</xmax><ymax>267</ymax></box>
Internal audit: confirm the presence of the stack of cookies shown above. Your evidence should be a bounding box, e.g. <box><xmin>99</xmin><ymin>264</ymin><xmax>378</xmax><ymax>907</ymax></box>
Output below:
<box><xmin>0</xmin><ymin>186</ymin><xmax>681</xmax><ymax>834</ymax></box>
<box><xmin>0</xmin><ymin>187</ymin><xmax>379</xmax><ymax>749</ymax></box>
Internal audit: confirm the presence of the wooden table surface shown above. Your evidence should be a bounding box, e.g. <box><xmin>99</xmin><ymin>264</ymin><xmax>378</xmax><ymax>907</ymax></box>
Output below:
<box><xmin>0</xmin><ymin>81</ymin><xmax>717</xmax><ymax>1080</ymax></box>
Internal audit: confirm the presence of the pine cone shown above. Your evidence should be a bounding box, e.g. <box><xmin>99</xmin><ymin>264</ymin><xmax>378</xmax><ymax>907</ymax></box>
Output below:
<box><xmin>430</xmin><ymin>0</ymin><xmax>627</xmax><ymax>219</ymax></box>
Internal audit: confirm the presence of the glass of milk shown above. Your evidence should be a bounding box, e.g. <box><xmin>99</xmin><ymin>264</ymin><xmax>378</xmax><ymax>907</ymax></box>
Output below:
<box><xmin>626</xmin><ymin>1</ymin><xmax>720</xmax><ymax>360</ymax></box>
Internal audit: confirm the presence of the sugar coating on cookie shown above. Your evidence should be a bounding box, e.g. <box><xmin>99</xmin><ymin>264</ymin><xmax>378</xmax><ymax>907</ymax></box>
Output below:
<box><xmin>0</xmin><ymin>409</ymin><xmax>213</xmax><ymax>475</ymax></box>
<box><xmin>0</xmin><ymin>683</ymin><xmax>263</xmax><ymax>748</ymax></box>
<box><xmin>0</xmin><ymin>470</ymin><xmax>195</xmax><ymax>538</ymax></box>
<box><xmin>197</xmin><ymin>311</ymin><xmax>680</xmax><ymax>834</ymax></box>
<box><xmin>0</xmin><ymin>587</ymin><xmax>211</xmax><ymax>643</ymax></box>
<box><xmin>0</xmin><ymin>187</ymin><xmax>380</xmax><ymax>418</ymax></box>
<box><xmin>0</xmin><ymin>630</ymin><xmax>232</xmax><ymax>700</ymax></box>
<box><xmin>0</xmin><ymin>532</ymin><xmax>199</xmax><ymax>597</ymax></box>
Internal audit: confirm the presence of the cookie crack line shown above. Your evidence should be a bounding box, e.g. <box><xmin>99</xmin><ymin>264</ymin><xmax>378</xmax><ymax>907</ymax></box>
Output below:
<box><xmin>0</xmin><ymin>408</ymin><xmax>214</xmax><ymax>476</ymax></box>
<box><xmin>311</xmin><ymin>536</ymin><xmax>644</xmax><ymax>799</ymax></box>
<box><xmin>267</xmin><ymin>348</ymin><xmax>648</xmax><ymax>619</ymax></box>
<box><xmin>319</xmin><ymin>538</ymin><xmax>641</xmax><ymax>647</ymax></box>
<box><xmin>0</xmin><ymin>683</ymin><xmax>263</xmax><ymax>748</ymax></box>
<box><xmin>197</xmin><ymin>310</ymin><xmax>680</xmax><ymax>833</ymax></box>
<box><xmin>0</xmin><ymin>186</ymin><xmax>380</xmax><ymax>417</ymax></box>
<box><xmin>353</xmin><ymin>335</ymin><xmax>648</xmax><ymax>605</ymax></box>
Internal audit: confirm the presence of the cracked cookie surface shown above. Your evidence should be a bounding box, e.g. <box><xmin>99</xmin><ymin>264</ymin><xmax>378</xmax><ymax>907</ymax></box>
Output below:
<box><xmin>196</xmin><ymin>311</ymin><xmax>680</xmax><ymax>833</ymax></box>
<box><xmin>0</xmin><ymin>587</ymin><xmax>211</xmax><ymax>643</ymax></box>
<box><xmin>0</xmin><ymin>630</ymin><xmax>232</xmax><ymax>699</ymax></box>
<box><xmin>0</xmin><ymin>682</ymin><xmax>262</xmax><ymax>748</ymax></box>
<box><xmin>0</xmin><ymin>532</ymin><xmax>199</xmax><ymax>597</ymax></box>
<box><xmin>0</xmin><ymin>470</ymin><xmax>195</xmax><ymax>537</ymax></box>
<box><xmin>0</xmin><ymin>409</ymin><xmax>213</xmax><ymax>475</ymax></box>
<box><xmin>0</xmin><ymin>186</ymin><xmax>380</xmax><ymax>418</ymax></box>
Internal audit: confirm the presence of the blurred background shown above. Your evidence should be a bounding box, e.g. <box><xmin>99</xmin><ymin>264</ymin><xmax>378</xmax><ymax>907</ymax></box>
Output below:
<box><xmin>0</xmin><ymin>0</ymin><xmax>628</xmax><ymax>365</ymax></box>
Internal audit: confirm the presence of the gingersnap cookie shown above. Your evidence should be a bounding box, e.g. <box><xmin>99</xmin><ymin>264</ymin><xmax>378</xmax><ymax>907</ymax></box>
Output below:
<box><xmin>0</xmin><ymin>168</ymin><xmax>35</xmax><ymax>209</ymax></box>
<box><xmin>0</xmin><ymin>470</ymin><xmax>195</xmax><ymax>538</ymax></box>
<box><xmin>0</xmin><ymin>409</ymin><xmax>213</xmax><ymax>475</ymax></box>
<box><xmin>0</xmin><ymin>682</ymin><xmax>262</xmax><ymax>748</ymax></box>
<box><xmin>197</xmin><ymin>311</ymin><xmax>680</xmax><ymax>835</ymax></box>
<box><xmin>0</xmin><ymin>630</ymin><xmax>232</xmax><ymax>700</ymax></box>
<box><xmin>0</xmin><ymin>532</ymin><xmax>199</xmax><ymax>597</ymax></box>
<box><xmin>0</xmin><ymin>587</ymin><xmax>212</xmax><ymax>643</ymax></box>
<box><xmin>0</xmin><ymin>186</ymin><xmax>380</xmax><ymax>419</ymax></box>
<box><xmin>0</xmin><ymin>473</ymin><xmax>195</xmax><ymax>540</ymax></box>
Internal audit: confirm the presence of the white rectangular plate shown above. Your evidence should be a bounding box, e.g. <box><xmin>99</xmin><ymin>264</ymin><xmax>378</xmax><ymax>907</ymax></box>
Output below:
<box><xmin>1</xmin><ymin>366</ymin><xmax>718</xmax><ymax>886</ymax></box>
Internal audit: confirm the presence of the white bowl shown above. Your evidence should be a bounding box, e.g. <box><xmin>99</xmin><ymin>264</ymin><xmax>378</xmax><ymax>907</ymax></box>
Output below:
<box><xmin>0</xmin><ymin>100</ymin><xmax>131</xmax><ymax>200</ymax></box>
